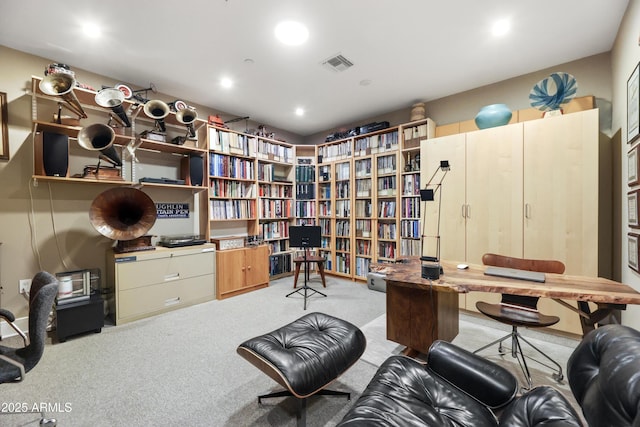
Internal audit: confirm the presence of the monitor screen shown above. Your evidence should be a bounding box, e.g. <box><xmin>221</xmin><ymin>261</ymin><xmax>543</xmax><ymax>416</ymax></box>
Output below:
<box><xmin>289</xmin><ymin>225</ymin><xmax>321</xmax><ymax>248</ymax></box>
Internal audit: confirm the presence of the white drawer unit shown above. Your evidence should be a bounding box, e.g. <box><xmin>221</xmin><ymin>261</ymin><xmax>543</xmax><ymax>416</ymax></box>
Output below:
<box><xmin>106</xmin><ymin>244</ymin><xmax>216</xmax><ymax>325</ymax></box>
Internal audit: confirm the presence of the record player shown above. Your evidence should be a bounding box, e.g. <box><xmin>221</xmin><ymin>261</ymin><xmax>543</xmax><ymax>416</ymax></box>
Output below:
<box><xmin>158</xmin><ymin>234</ymin><xmax>207</xmax><ymax>248</ymax></box>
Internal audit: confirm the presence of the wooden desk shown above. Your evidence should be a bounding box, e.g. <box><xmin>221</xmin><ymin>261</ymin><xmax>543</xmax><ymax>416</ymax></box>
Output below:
<box><xmin>375</xmin><ymin>260</ymin><xmax>640</xmax><ymax>356</ymax></box>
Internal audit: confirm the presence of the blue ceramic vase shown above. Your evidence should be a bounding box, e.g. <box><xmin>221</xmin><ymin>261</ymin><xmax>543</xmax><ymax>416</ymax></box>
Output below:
<box><xmin>474</xmin><ymin>104</ymin><xmax>513</xmax><ymax>129</ymax></box>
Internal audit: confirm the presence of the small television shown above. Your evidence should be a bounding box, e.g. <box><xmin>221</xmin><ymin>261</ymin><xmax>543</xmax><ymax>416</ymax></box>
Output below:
<box><xmin>289</xmin><ymin>225</ymin><xmax>321</xmax><ymax>248</ymax></box>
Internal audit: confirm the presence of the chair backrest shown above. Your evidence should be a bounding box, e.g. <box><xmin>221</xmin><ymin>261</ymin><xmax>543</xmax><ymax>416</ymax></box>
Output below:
<box><xmin>482</xmin><ymin>253</ymin><xmax>565</xmax><ymax>309</ymax></box>
<box><xmin>16</xmin><ymin>272</ymin><xmax>58</xmax><ymax>373</ymax></box>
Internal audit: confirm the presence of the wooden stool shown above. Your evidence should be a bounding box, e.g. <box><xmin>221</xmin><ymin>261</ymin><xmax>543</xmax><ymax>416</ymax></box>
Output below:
<box><xmin>293</xmin><ymin>255</ymin><xmax>326</xmax><ymax>288</ymax></box>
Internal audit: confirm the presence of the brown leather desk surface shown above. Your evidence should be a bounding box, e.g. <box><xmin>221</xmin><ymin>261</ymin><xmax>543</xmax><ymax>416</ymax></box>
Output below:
<box><xmin>373</xmin><ymin>259</ymin><xmax>640</xmax><ymax>306</ymax></box>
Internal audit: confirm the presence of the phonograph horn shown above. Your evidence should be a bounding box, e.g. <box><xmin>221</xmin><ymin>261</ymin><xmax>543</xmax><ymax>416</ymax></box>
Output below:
<box><xmin>95</xmin><ymin>88</ymin><xmax>131</xmax><ymax>127</ymax></box>
<box><xmin>176</xmin><ymin>107</ymin><xmax>198</xmax><ymax>137</ymax></box>
<box><xmin>143</xmin><ymin>99</ymin><xmax>170</xmax><ymax>132</ymax></box>
<box><xmin>77</xmin><ymin>123</ymin><xmax>122</xmax><ymax>166</ymax></box>
<box><xmin>89</xmin><ymin>187</ymin><xmax>157</xmax><ymax>241</ymax></box>
<box><xmin>39</xmin><ymin>73</ymin><xmax>88</xmax><ymax>119</ymax></box>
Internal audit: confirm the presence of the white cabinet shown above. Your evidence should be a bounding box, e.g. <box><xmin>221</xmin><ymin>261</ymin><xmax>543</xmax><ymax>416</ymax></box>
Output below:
<box><xmin>106</xmin><ymin>244</ymin><xmax>216</xmax><ymax>325</ymax></box>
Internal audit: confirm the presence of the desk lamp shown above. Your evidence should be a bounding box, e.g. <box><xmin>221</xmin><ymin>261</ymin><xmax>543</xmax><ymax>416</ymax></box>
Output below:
<box><xmin>420</xmin><ymin>160</ymin><xmax>450</xmax><ymax>279</ymax></box>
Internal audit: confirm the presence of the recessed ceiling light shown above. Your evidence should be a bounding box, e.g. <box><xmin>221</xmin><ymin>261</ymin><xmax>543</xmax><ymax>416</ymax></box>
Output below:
<box><xmin>360</xmin><ymin>79</ymin><xmax>372</xmax><ymax>86</ymax></box>
<box><xmin>295</xmin><ymin>107</ymin><xmax>304</xmax><ymax>116</ymax></box>
<box><xmin>244</xmin><ymin>58</ymin><xmax>255</xmax><ymax>64</ymax></box>
<box><xmin>82</xmin><ymin>22</ymin><xmax>101</xmax><ymax>38</ymax></box>
<box><xmin>221</xmin><ymin>78</ymin><xmax>233</xmax><ymax>89</ymax></box>
<box><xmin>492</xmin><ymin>19</ymin><xmax>510</xmax><ymax>37</ymax></box>
<box><xmin>274</xmin><ymin>21</ymin><xmax>309</xmax><ymax>46</ymax></box>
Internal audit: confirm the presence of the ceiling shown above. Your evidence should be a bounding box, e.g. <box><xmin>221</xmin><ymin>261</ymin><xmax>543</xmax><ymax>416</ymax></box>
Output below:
<box><xmin>0</xmin><ymin>0</ymin><xmax>629</xmax><ymax>137</ymax></box>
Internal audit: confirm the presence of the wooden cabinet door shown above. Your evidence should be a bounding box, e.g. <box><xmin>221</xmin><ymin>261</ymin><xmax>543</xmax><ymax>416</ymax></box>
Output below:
<box><xmin>465</xmin><ymin>123</ymin><xmax>524</xmax><ymax>312</ymax></box>
<box><xmin>420</xmin><ymin>134</ymin><xmax>466</xmax><ymax>263</ymax></box>
<box><xmin>245</xmin><ymin>245</ymin><xmax>269</xmax><ymax>287</ymax></box>
<box><xmin>216</xmin><ymin>248</ymin><xmax>246</xmax><ymax>296</ymax></box>
<box><xmin>465</xmin><ymin>123</ymin><xmax>524</xmax><ymax>264</ymax></box>
<box><xmin>523</xmin><ymin>109</ymin><xmax>599</xmax><ymax>276</ymax></box>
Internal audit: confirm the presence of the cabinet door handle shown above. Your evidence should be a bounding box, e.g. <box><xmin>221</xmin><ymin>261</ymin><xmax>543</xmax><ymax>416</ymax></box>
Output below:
<box><xmin>466</xmin><ymin>204</ymin><xmax>470</xmax><ymax>219</ymax></box>
<box><xmin>164</xmin><ymin>297</ymin><xmax>181</xmax><ymax>306</ymax></box>
<box><xmin>461</xmin><ymin>205</ymin><xmax>466</xmax><ymax>218</ymax></box>
<box><xmin>525</xmin><ymin>203</ymin><xmax>531</xmax><ymax>219</ymax></box>
<box><xmin>164</xmin><ymin>273</ymin><xmax>180</xmax><ymax>281</ymax></box>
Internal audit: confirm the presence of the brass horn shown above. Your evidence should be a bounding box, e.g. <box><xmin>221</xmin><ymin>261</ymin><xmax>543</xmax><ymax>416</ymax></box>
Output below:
<box><xmin>39</xmin><ymin>72</ymin><xmax>88</xmax><ymax>119</ymax></box>
<box><xmin>78</xmin><ymin>123</ymin><xmax>122</xmax><ymax>166</ymax></box>
<box><xmin>143</xmin><ymin>99</ymin><xmax>170</xmax><ymax>132</ymax></box>
<box><xmin>176</xmin><ymin>107</ymin><xmax>198</xmax><ymax>138</ymax></box>
<box><xmin>89</xmin><ymin>187</ymin><xmax>157</xmax><ymax>241</ymax></box>
<box><xmin>95</xmin><ymin>88</ymin><xmax>131</xmax><ymax>127</ymax></box>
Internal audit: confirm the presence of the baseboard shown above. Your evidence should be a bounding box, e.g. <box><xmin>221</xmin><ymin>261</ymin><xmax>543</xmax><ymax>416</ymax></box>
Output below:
<box><xmin>0</xmin><ymin>316</ymin><xmax>28</xmax><ymax>340</ymax></box>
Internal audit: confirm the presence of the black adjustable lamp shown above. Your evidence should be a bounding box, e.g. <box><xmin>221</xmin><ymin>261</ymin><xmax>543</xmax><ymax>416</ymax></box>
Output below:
<box><xmin>420</xmin><ymin>160</ymin><xmax>450</xmax><ymax>279</ymax></box>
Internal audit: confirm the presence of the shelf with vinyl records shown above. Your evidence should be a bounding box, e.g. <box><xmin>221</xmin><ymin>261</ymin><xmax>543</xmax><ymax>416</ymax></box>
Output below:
<box><xmin>30</xmin><ymin>76</ymin><xmax>208</xmax><ymax>190</ymax></box>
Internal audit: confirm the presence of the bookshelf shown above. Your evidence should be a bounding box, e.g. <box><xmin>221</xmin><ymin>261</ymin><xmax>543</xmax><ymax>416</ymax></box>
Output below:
<box><xmin>400</xmin><ymin>122</ymin><xmax>425</xmax><ymax>257</ymax></box>
<box><xmin>334</xmin><ymin>158</ymin><xmax>353</xmax><ymax>277</ymax></box>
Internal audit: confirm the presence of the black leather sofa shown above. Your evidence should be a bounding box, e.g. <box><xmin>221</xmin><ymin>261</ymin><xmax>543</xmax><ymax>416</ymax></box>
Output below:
<box><xmin>339</xmin><ymin>324</ymin><xmax>640</xmax><ymax>427</ymax></box>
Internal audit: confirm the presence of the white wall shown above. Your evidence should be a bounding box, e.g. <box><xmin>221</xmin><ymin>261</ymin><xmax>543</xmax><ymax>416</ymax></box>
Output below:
<box><xmin>613</xmin><ymin>0</ymin><xmax>640</xmax><ymax>325</ymax></box>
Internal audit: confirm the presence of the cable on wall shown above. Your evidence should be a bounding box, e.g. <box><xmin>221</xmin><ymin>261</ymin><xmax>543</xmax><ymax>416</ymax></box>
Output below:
<box><xmin>27</xmin><ymin>177</ymin><xmax>44</xmax><ymax>271</ymax></box>
<box><xmin>47</xmin><ymin>182</ymin><xmax>70</xmax><ymax>271</ymax></box>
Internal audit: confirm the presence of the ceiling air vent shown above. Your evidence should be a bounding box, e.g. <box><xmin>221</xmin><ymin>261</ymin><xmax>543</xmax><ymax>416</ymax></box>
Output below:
<box><xmin>321</xmin><ymin>53</ymin><xmax>354</xmax><ymax>72</ymax></box>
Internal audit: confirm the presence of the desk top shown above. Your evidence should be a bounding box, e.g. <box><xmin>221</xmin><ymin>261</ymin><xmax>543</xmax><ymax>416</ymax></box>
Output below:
<box><xmin>373</xmin><ymin>260</ymin><xmax>640</xmax><ymax>305</ymax></box>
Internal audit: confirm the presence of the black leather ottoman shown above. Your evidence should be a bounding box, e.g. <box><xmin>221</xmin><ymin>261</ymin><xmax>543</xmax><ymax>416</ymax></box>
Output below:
<box><xmin>237</xmin><ymin>312</ymin><xmax>366</xmax><ymax>426</ymax></box>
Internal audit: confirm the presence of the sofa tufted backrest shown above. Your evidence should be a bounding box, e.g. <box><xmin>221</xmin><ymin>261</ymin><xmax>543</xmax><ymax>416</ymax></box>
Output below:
<box><xmin>567</xmin><ymin>324</ymin><xmax>640</xmax><ymax>427</ymax></box>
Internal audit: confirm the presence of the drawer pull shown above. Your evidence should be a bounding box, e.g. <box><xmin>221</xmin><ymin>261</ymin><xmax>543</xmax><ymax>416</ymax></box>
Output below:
<box><xmin>164</xmin><ymin>273</ymin><xmax>180</xmax><ymax>281</ymax></box>
<box><xmin>164</xmin><ymin>297</ymin><xmax>181</xmax><ymax>306</ymax></box>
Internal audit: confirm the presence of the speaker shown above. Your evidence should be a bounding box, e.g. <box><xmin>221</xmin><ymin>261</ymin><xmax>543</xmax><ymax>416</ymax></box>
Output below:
<box><xmin>188</xmin><ymin>154</ymin><xmax>204</xmax><ymax>186</ymax></box>
<box><xmin>42</xmin><ymin>132</ymin><xmax>69</xmax><ymax>177</ymax></box>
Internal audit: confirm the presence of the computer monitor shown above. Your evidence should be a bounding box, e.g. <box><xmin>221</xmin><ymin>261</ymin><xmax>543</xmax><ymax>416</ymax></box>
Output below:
<box><xmin>289</xmin><ymin>225</ymin><xmax>321</xmax><ymax>248</ymax></box>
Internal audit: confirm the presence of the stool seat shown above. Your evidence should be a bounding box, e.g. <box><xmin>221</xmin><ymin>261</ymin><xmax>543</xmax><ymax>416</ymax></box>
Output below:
<box><xmin>237</xmin><ymin>312</ymin><xmax>366</xmax><ymax>426</ymax></box>
<box><xmin>293</xmin><ymin>255</ymin><xmax>326</xmax><ymax>288</ymax></box>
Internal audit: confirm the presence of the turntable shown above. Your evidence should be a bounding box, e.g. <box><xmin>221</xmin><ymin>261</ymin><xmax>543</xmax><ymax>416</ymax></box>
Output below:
<box><xmin>158</xmin><ymin>234</ymin><xmax>207</xmax><ymax>248</ymax></box>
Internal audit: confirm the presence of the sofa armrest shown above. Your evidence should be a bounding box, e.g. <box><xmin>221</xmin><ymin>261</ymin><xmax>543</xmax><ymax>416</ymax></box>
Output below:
<box><xmin>498</xmin><ymin>386</ymin><xmax>583</xmax><ymax>427</ymax></box>
<box><xmin>428</xmin><ymin>340</ymin><xmax>518</xmax><ymax>409</ymax></box>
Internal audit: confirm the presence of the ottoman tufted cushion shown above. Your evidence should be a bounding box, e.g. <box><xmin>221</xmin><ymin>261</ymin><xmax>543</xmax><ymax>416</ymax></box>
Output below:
<box><xmin>237</xmin><ymin>312</ymin><xmax>366</xmax><ymax>398</ymax></box>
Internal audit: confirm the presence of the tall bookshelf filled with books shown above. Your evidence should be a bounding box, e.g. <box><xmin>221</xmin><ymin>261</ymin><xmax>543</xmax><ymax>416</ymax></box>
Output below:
<box><xmin>294</xmin><ymin>145</ymin><xmax>317</xmax><ymax>226</ymax></box>
<box><xmin>317</xmin><ymin>163</ymin><xmax>333</xmax><ymax>271</ymax></box>
<box><xmin>334</xmin><ymin>159</ymin><xmax>353</xmax><ymax>277</ymax></box>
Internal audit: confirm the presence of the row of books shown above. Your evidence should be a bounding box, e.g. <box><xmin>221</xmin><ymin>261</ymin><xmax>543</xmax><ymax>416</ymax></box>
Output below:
<box><xmin>401</xmin><ymin>219</ymin><xmax>421</xmax><ymax>238</ymax></box>
<box><xmin>355</xmin><ymin>219</ymin><xmax>372</xmax><ymax>237</ymax></box>
<box><xmin>356</xmin><ymin>239</ymin><xmax>372</xmax><ymax>256</ymax></box>
<box><xmin>355</xmin><ymin>158</ymin><xmax>372</xmax><ymax>176</ymax></box>
<box><xmin>378</xmin><ymin>222</ymin><xmax>397</xmax><ymax>239</ymax></box>
<box><xmin>209</xmin><ymin>199</ymin><xmax>255</xmax><ymax>220</ymax></box>
<box><xmin>259</xmin><ymin>183</ymin><xmax>293</xmax><ymax>198</ymax></box>
<box><xmin>376</xmin><ymin>154</ymin><xmax>396</xmax><ymax>175</ymax></box>
<box><xmin>355</xmin><ymin>179</ymin><xmax>372</xmax><ymax>198</ymax></box>
<box><xmin>402</xmin><ymin>174</ymin><xmax>421</xmax><ymax>196</ymax></box>
<box><xmin>261</xmin><ymin>220</ymin><xmax>289</xmax><ymax>240</ymax></box>
<box><xmin>335</xmin><ymin>200</ymin><xmax>351</xmax><ymax>217</ymax></box>
<box><xmin>336</xmin><ymin>162</ymin><xmax>351</xmax><ymax>180</ymax></box>
<box><xmin>355</xmin><ymin>200</ymin><xmax>372</xmax><ymax>217</ymax></box>
<box><xmin>257</xmin><ymin>140</ymin><xmax>294</xmax><ymax>163</ymax></box>
<box><xmin>209</xmin><ymin>180</ymin><xmax>255</xmax><ymax>198</ymax></box>
<box><xmin>295</xmin><ymin>165</ymin><xmax>315</xmax><ymax>183</ymax></box>
<box><xmin>378</xmin><ymin>241</ymin><xmax>396</xmax><ymax>259</ymax></box>
<box><xmin>295</xmin><ymin>200</ymin><xmax>316</xmax><ymax>218</ymax></box>
<box><xmin>269</xmin><ymin>253</ymin><xmax>292</xmax><ymax>276</ymax></box>
<box><xmin>259</xmin><ymin>199</ymin><xmax>293</xmax><ymax>218</ymax></box>
<box><xmin>318</xmin><ymin>140</ymin><xmax>352</xmax><ymax>162</ymax></box>
<box><xmin>209</xmin><ymin>153</ymin><xmax>255</xmax><ymax>179</ymax></box>
<box><xmin>336</xmin><ymin>181</ymin><xmax>350</xmax><ymax>198</ymax></box>
<box><xmin>209</xmin><ymin>128</ymin><xmax>256</xmax><ymax>156</ymax></box>
<box><xmin>401</xmin><ymin>198</ymin><xmax>421</xmax><ymax>219</ymax></box>
<box><xmin>400</xmin><ymin>238</ymin><xmax>422</xmax><ymax>257</ymax></box>
<box><xmin>355</xmin><ymin>257</ymin><xmax>371</xmax><ymax>277</ymax></box>
<box><xmin>320</xmin><ymin>219</ymin><xmax>331</xmax><ymax>235</ymax></box>
<box><xmin>295</xmin><ymin>183</ymin><xmax>315</xmax><ymax>200</ymax></box>
<box><xmin>378</xmin><ymin>201</ymin><xmax>396</xmax><ymax>218</ymax></box>
<box><xmin>336</xmin><ymin>236</ymin><xmax>351</xmax><ymax>252</ymax></box>
<box><xmin>318</xmin><ymin>201</ymin><xmax>332</xmax><ymax>216</ymax></box>
<box><xmin>335</xmin><ymin>253</ymin><xmax>351</xmax><ymax>274</ymax></box>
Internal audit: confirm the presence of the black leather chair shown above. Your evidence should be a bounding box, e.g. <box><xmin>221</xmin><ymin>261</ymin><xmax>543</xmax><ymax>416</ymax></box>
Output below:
<box><xmin>474</xmin><ymin>253</ymin><xmax>565</xmax><ymax>388</ymax></box>
<box><xmin>568</xmin><ymin>324</ymin><xmax>640</xmax><ymax>426</ymax></box>
<box><xmin>337</xmin><ymin>340</ymin><xmax>582</xmax><ymax>426</ymax></box>
<box><xmin>0</xmin><ymin>271</ymin><xmax>58</xmax><ymax>427</ymax></box>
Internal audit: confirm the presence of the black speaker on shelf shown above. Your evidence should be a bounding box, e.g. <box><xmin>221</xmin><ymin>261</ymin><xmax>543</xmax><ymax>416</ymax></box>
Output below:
<box><xmin>188</xmin><ymin>154</ymin><xmax>204</xmax><ymax>186</ymax></box>
<box><xmin>42</xmin><ymin>132</ymin><xmax>69</xmax><ymax>177</ymax></box>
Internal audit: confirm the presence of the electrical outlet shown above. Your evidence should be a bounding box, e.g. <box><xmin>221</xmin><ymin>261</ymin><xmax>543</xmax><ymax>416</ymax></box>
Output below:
<box><xmin>19</xmin><ymin>279</ymin><xmax>31</xmax><ymax>294</ymax></box>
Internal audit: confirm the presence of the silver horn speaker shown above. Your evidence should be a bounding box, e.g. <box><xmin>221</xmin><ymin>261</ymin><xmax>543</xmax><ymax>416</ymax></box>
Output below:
<box><xmin>78</xmin><ymin>123</ymin><xmax>122</xmax><ymax>166</ymax></box>
<box><xmin>39</xmin><ymin>72</ymin><xmax>88</xmax><ymax>119</ymax></box>
<box><xmin>143</xmin><ymin>99</ymin><xmax>170</xmax><ymax>132</ymax></box>
<box><xmin>95</xmin><ymin>88</ymin><xmax>131</xmax><ymax>127</ymax></box>
<box><xmin>176</xmin><ymin>107</ymin><xmax>198</xmax><ymax>138</ymax></box>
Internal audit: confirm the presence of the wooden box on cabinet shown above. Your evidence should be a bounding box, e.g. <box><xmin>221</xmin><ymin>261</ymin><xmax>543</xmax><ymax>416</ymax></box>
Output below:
<box><xmin>106</xmin><ymin>244</ymin><xmax>216</xmax><ymax>325</ymax></box>
<box><xmin>216</xmin><ymin>245</ymin><xmax>269</xmax><ymax>299</ymax></box>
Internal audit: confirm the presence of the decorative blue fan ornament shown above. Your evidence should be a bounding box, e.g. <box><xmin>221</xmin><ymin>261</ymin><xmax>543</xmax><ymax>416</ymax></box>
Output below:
<box><xmin>529</xmin><ymin>72</ymin><xmax>578</xmax><ymax>112</ymax></box>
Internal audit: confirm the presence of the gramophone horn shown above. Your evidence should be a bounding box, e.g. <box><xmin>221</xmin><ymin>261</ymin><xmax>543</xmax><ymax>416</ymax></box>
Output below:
<box><xmin>143</xmin><ymin>99</ymin><xmax>170</xmax><ymax>132</ymax></box>
<box><xmin>78</xmin><ymin>123</ymin><xmax>122</xmax><ymax>166</ymax></box>
<box><xmin>176</xmin><ymin>107</ymin><xmax>198</xmax><ymax>138</ymax></box>
<box><xmin>39</xmin><ymin>73</ymin><xmax>88</xmax><ymax>118</ymax></box>
<box><xmin>95</xmin><ymin>88</ymin><xmax>131</xmax><ymax>127</ymax></box>
<box><xmin>89</xmin><ymin>187</ymin><xmax>157</xmax><ymax>241</ymax></box>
